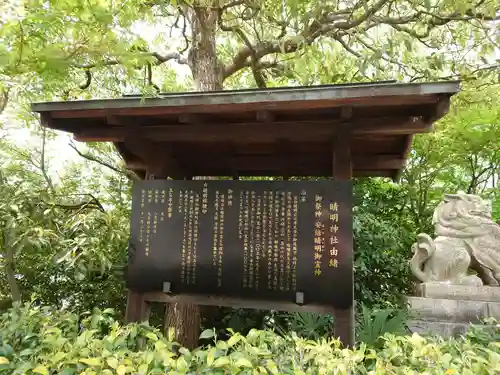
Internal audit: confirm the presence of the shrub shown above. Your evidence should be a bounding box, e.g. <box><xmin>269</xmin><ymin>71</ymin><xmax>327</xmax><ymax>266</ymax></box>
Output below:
<box><xmin>0</xmin><ymin>303</ymin><xmax>499</xmax><ymax>374</ymax></box>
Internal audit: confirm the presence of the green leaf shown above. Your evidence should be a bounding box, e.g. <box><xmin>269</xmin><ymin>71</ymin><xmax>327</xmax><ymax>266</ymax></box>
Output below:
<box><xmin>235</xmin><ymin>358</ymin><xmax>253</xmax><ymax>368</ymax></box>
<box><xmin>154</xmin><ymin>340</ymin><xmax>168</xmax><ymax>350</ymax></box>
<box><xmin>51</xmin><ymin>352</ymin><xmax>66</xmax><ymax>363</ymax></box>
<box><xmin>176</xmin><ymin>357</ymin><xmax>188</xmax><ymax>371</ymax></box>
<box><xmin>116</xmin><ymin>364</ymin><xmax>127</xmax><ymax>375</ymax></box>
<box><xmin>212</xmin><ymin>357</ymin><xmax>230</xmax><ymax>367</ymax></box>
<box><xmin>167</xmin><ymin>326</ymin><xmax>175</xmax><ymax>341</ymax></box>
<box><xmin>106</xmin><ymin>357</ymin><xmax>119</xmax><ymax>369</ymax></box>
<box><xmin>216</xmin><ymin>341</ymin><xmax>228</xmax><ymax>350</ymax></box>
<box><xmin>146</xmin><ymin>332</ymin><xmax>158</xmax><ymax>341</ymax></box>
<box><xmin>33</xmin><ymin>365</ymin><xmax>49</xmax><ymax>375</ymax></box>
<box><xmin>138</xmin><ymin>364</ymin><xmax>149</xmax><ymax>375</ymax></box>
<box><xmin>199</xmin><ymin>329</ymin><xmax>214</xmax><ymax>339</ymax></box>
<box><xmin>79</xmin><ymin>358</ymin><xmax>101</xmax><ymax>367</ymax></box>
<box><xmin>207</xmin><ymin>348</ymin><xmax>215</xmax><ymax>366</ymax></box>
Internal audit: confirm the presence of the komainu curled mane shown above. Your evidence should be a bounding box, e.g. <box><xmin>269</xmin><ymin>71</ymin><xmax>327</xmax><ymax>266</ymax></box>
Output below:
<box><xmin>410</xmin><ymin>192</ymin><xmax>500</xmax><ymax>286</ymax></box>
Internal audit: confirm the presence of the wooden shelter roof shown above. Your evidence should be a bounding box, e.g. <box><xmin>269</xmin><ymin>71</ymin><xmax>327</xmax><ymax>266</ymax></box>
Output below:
<box><xmin>32</xmin><ymin>80</ymin><xmax>460</xmax><ymax>179</ymax></box>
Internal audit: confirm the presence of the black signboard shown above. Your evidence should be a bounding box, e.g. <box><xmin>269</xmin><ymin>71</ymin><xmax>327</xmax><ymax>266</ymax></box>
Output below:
<box><xmin>127</xmin><ymin>180</ymin><xmax>353</xmax><ymax>309</ymax></box>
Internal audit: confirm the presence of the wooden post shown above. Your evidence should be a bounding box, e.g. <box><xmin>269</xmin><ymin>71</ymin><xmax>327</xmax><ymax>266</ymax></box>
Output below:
<box><xmin>125</xmin><ymin>291</ymin><xmax>150</xmax><ymax>323</ymax></box>
<box><xmin>332</xmin><ymin>130</ymin><xmax>355</xmax><ymax>347</ymax></box>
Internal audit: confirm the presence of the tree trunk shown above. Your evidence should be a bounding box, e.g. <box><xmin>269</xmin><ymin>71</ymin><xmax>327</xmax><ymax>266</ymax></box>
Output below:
<box><xmin>187</xmin><ymin>4</ymin><xmax>222</xmax><ymax>91</ymax></box>
<box><xmin>164</xmin><ymin>3</ymin><xmax>222</xmax><ymax>350</ymax></box>
<box><xmin>5</xmin><ymin>244</ymin><xmax>21</xmax><ymax>302</ymax></box>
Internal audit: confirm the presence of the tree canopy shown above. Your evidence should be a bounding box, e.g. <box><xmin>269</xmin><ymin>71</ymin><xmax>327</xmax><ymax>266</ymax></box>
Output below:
<box><xmin>1</xmin><ymin>0</ymin><xmax>499</xmax><ymax>107</ymax></box>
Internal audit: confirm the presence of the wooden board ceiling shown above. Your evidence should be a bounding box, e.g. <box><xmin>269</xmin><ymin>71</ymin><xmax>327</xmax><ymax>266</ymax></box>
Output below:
<box><xmin>32</xmin><ymin>80</ymin><xmax>460</xmax><ymax>179</ymax></box>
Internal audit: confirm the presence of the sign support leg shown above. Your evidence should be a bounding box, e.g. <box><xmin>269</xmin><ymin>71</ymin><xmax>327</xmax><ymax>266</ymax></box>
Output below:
<box><xmin>332</xmin><ymin>130</ymin><xmax>355</xmax><ymax>347</ymax></box>
<box><xmin>125</xmin><ymin>290</ymin><xmax>150</xmax><ymax>323</ymax></box>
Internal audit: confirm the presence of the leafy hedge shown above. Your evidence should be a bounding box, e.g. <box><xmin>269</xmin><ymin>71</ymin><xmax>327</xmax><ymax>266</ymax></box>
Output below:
<box><xmin>1</xmin><ymin>304</ymin><xmax>500</xmax><ymax>374</ymax></box>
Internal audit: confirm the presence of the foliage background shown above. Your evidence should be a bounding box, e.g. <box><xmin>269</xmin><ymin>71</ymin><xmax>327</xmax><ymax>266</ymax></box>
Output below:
<box><xmin>0</xmin><ymin>0</ymin><xmax>498</xmax><ymax>340</ymax></box>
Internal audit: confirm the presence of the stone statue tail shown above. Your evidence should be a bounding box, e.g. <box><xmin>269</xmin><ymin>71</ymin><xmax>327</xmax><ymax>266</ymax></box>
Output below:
<box><xmin>410</xmin><ymin>233</ymin><xmax>435</xmax><ymax>282</ymax></box>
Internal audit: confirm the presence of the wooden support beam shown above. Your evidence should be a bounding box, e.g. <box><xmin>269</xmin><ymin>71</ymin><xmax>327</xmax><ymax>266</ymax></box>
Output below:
<box><xmin>276</xmin><ymin>138</ymin><xmax>290</xmax><ymax>180</ymax></box>
<box><xmin>340</xmin><ymin>106</ymin><xmax>353</xmax><ymax>120</ymax></box>
<box><xmin>424</xmin><ymin>95</ymin><xmax>451</xmax><ymax>123</ymax></box>
<box><xmin>71</xmin><ymin>117</ymin><xmax>430</xmax><ymax>143</ymax></box>
<box><xmin>143</xmin><ymin>292</ymin><xmax>346</xmax><ymax>314</ymax></box>
<box><xmin>332</xmin><ymin>128</ymin><xmax>355</xmax><ymax>347</ymax></box>
<box><xmin>125</xmin><ymin>155</ymin><xmax>404</xmax><ymax>174</ymax></box>
<box><xmin>123</xmin><ymin>168</ymin><xmax>393</xmax><ymax>178</ymax></box>
<box><xmin>393</xmin><ymin>135</ymin><xmax>413</xmax><ymax>181</ymax></box>
<box><xmin>123</xmin><ymin>134</ymin><xmax>183</xmax><ymax>178</ymax></box>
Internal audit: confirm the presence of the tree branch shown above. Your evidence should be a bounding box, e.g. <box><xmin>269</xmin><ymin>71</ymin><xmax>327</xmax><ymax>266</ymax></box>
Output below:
<box><xmin>49</xmin><ymin>194</ymin><xmax>105</xmax><ymax>213</ymax></box>
<box><xmin>222</xmin><ymin>0</ymin><xmax>498</xmax><ymax>81</ymax></box>
<box><xmin>218</xmin><ymin>4</ymin><xmax>269</xmax><ymax>87</ymax></box>
<box><xmin>76</xmin><ymin>50</ymin><xmax>188</xmax><ymax>70</ymax></box>
<box><xmin>0</xmin><ymin>87</ymin><xmax>9</xmax><ymax>115</ymax></box>
<box><xmin>78</xmin><ymin>70</ymin><xmax>92</xmax><ymax>90</ymax></box>
<box><xmin>69</xmin><ymin>142</ymin><xmax>139</xmax><ymax>181</ymax></box>
<box><xmin>40</xmin><ymin>127</ymin><xmax>55</xmax><ymax>193</ymax></box>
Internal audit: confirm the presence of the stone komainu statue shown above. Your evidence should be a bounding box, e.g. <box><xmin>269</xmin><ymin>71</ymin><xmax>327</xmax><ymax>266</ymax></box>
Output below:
<box><xmin>410</xmin><ymin>192</ymin><xmax>500</xmax><ymax>286</ymax></box>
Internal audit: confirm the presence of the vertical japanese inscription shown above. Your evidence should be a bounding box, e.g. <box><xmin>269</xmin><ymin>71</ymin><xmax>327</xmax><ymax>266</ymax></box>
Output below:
<box><xmin>285</xmin><ymin>191</ymin><xmax>292</xmax><ymax>291</ymax></box>
<box><xmin>219</xmin><ymin>193</ymin><xmax>225</xmax><ymax>287</ymax></box>
<box><xmin>186</xmin><ymin>191</ymin><xmax>194</xmax><ymax>283</ymax></box>
<box><xmin>180</xmin><ymin>190</ymin><xmax>189</xmax><ymax>283</ymax></box>
<box><xmin>242</xmin><ymin>191</ymin><xmax>250</xmax><ymax>288</ymax></box>
<box><xmin>262</xmin><ymin>191</ymin><xmax>268</xmax><ymax>262</ymax></box>
<box><xmin>213</xmin><ymin>190</ymin><xmax>221</xmax><ymax>285</ymax></box>
<box><xmin>168</xmin><ymin>188</ymin><xmax>173</xmax><ymax>218</ymax></box>
<box><xmin>328</xmin><ymin>202</ymin><xmax>339</xmax><ymax>268</ymax></box>
<box><xmin>292</xmin><ymin>194</ymin><xmax>298</xmax><ymax>290</ymax></box>
<box><xmin>255</xmin><ymin>194</ymin><xmax>262</xmax><ymax>290</ymax></box>
<box><xmin>227</xmin><ymin>189</ymin><xmax>233</xmax><ymax>207</ymax></box>
<box><xmin>139</xmin><ymin>189</ymin><xmax>146</xmax><ymax>243</ymax></box>
<box><xmin>248</xmin><ymin>191</ymin><xmax>255</xmax><ymax>288</ymax></box>
<box><xmin>233</xmin><ymin>189</ymin><xmax>301</xmax><ymax>291</ymax></box>
<box><xmin>202</xmin><ymin>182</ymin><xmax>208</xmax><ymax>214</ymax></box>
<box><xmin>279</xmin><ymin>191</ymin><xmax>286</xmax><ymax>291</ymax></box>
<box><xmin>238</xmin><ymin>191</ymin><xmax>243</xmax><ymax>240</ymax></box>
<box><xmin>160</xmin><ymin>189</ymin><xmax>166</xmax><ymax>222</ymax></box>
<box><xmin>313</xmin><ymin>194</ymin><xmax>324</xmax><ymax>276</ymax></box>
<box><xmin>273</xmin><ymin>191</ymin><xmax>280</xmax><ymax>290</ymax></box>
<box><xmin>267</xmin><ymin>191</ymin><xmax>275</xmax><ymax>290</ymax></box>
<box><xmin>145</xmin><ymin>189</ymin><xmax>153</xmax><ymax>257</ymax></box>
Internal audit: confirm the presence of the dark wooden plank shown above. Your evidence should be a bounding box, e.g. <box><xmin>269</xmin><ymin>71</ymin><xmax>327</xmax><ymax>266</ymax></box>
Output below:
<box><xmin>33</xmin><ymin>81</ymin><xmax>458</xmax><ymax>115</ymax></box>
<box><xmin>123</xmin><ymin>168</ymin><xmax>393</xmax><ymax>178</ymax></box>
<box><xmin>143</xmin><ymin>292</ymin><xmax>345</xmax><ymax>314</ymax></box>
<box><xmin>43</xmin><ymin>94</ymin><xmax>444</xmax><ymax>120</ymax></box>
<box><xmin>125</xmin><ymin>155</ymin><xmax>405</xmax><ymax>173</ymax></box>
<box><xmin>71</xmin><ymin>117</ymin><xmax>430</xmax><ymax>143</ymax></box>
<box><xmin>165</xmin><ymin>138</ymin><xmax>405</xmax><ymax>156</ymax></box>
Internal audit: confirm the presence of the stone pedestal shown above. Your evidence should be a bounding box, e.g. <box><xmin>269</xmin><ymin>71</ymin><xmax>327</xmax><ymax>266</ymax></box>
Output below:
<box><xmin>406</xmin><ymin>284</ymin><xmax>500</xmax><ymax>337</ymax></box>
